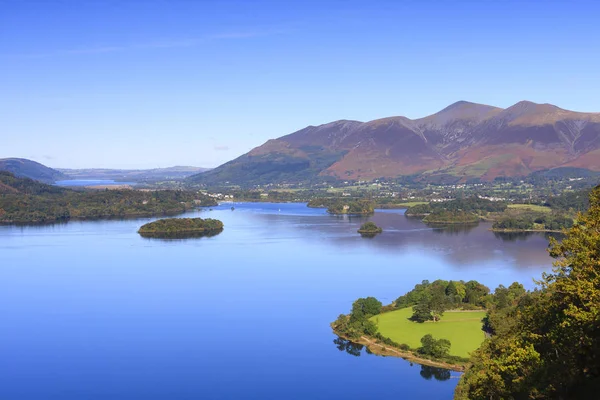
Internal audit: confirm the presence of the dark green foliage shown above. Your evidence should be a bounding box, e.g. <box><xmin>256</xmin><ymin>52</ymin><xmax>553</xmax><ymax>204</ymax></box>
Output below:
<box><xmin>332</xmin><ymin>297</ymin><xmax>383</xmax><ymax>339</ymax></box>
<box><xmin>456</xmin><ymin>185</ymin><xmax>600</xmax><ymax>399</ymax></box>
<box><xmin>492</xmin><ymin>214</ymin><xmax>535</xmax><ymax>230</ymax></box>
<box><xmin>138</xmin><ymin>218</ymin><xmax>223</xmax><ymax>238</ymax></box>
<box><xmin>327</xmin><ymin>199</ymin><xmax>375</xmax><ymax>215</ymax></box>
<box><xmin>411</xmin><ymin>299</ymin><xmax>434</xmax><ymax>323</ymax></box>
<box><xmin>0</xmin><ymin>172</ymin><xmax>217</xmax><ymax>223</ymax></box>
<box><xmin>395</xmin><ymin>279</ymin><xmax>488</xmax><ymax>322</ymax></box>
<box><xmin>357</xmin><ymin>221</ymin><xmax>382</xmax><ymax>234</ymax></box>
<box><xmin>493</xmin><ymin>211</ymin><xmax>574</xmax><ymax>231</ymax></box>
<box><xmin>405</xmin><ymin>196</ymin><xmax>508</xmax><ymax>217</ymax></box>
<box><xmin>545</xmin><ymin>188</ymin><xmax>591</xmax><ymax>212</ymax></box>
<box><xmin>419</xmin><ymin>334</ymin><xmax>451</xmax><ymax>358</ymax></box>
<box><xmin>351</xmin><ymin>297</ymin><xmax>383</xmax><ymax>319</ymax></box>
<box><xmin>422</xmin><ymin>210</ymin><xmax>479</xmax><ymax>224</ymax></box>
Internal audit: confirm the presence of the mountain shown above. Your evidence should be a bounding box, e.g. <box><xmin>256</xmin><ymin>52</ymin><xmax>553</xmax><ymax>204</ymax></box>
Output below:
<box><xmin>0</xmin><ymin>171</ymin><xmax>65</xmax><ymax>195</ymax></box>
<box><xmin>189</xmin><ymin>101</ymin><xmax>600</xmax><ymax>186</ymax></box>
<box><xmin>59</xmin><ymin>166</ymin><xmax>211</xmax><ymax>182</ymax></box>
<box><xmin>0</xmin><ymin>158</ymin><xmax>67</xmax><ymax>183</ymax></box>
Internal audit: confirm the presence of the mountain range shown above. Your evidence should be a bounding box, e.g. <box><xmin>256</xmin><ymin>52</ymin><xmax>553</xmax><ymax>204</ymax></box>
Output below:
<box><xmin>189</xmin><ymin>101</ymin><xmax>600</xmax><ymax>185</ymax></box>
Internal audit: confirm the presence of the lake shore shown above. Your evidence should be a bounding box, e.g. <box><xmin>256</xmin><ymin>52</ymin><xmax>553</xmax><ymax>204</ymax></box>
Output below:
<box><xmin>332</xmin><ymin>328</ymin><xmax>467</xmax><ymax>372</ymax></box>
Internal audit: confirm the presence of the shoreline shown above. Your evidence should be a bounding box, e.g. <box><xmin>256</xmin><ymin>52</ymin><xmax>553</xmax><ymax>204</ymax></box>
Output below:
<box><xmin>333</xmin><ymin>328</ymin><xmax>467</xmax><ymax>372</ymax></box>
<box><xmin>490</xmin><ymin>228</ymin><xmax>563</xmax><ymax>233</ymax></box>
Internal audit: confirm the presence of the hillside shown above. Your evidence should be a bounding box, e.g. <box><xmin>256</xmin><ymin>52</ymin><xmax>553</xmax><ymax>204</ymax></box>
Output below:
<box><xmin>188</xmin><ymin>101</ymin><xmax>600</xmax><ymax>186</ymax></box>
<box><xmin>0</xmin><ymin>171</ymin><xmax>217</xmax><ymax>223</ymax></box>
<box><xmin>0</xmin><ymin>158</ymin><xmax>67</xmax><ymax>183</ymax></box>
<box><xmin>59</xmin><ymin>166</ymin><xmax>210</xmax><ymax>182</ymax></box>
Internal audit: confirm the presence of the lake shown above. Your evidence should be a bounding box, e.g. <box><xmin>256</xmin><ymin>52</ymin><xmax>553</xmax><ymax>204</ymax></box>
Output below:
<box><xmin>0</xmin><ymin>203</ymin><xmax>555</xmax><ymax>399</ymax></box>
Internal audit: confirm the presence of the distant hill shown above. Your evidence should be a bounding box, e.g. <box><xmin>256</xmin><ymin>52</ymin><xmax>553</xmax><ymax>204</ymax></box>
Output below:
<box><xmin>0</xmin><ymin>158</ymin><xmax>67</xmax><ymax>183</ymax></box>
<box><xmin>0</xmin><ymin>171</ymin><xmax>65</xmax><ymax>195</ymax></box>
<box><xmin>60</xmin><ymin>166</ymin><xmax>210</xmax><ymax>182</ymax></box>
<box><xmin>188</xmin><ymin>101</ymin><xmax>600</xmax><ymax>186</ymax></box>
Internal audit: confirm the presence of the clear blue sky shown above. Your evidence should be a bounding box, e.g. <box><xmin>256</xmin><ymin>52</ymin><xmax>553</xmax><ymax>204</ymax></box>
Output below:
<box><xmin>1</xmin><ymin>0</ymin><xmax>599</xmax><ymax>169</ymax></box>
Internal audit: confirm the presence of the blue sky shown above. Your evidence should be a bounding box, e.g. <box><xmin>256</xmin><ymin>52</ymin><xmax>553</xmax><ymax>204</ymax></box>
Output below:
<box><xmin>1</xmin><ymin>0</ymin><xmax>599</xmax><ymax>169</ymax></box>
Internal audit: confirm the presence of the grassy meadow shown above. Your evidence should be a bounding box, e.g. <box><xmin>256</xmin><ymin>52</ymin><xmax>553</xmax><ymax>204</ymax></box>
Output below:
<box><xmin>371</xmin><ymin>307</ymin><xmax>486</xmax><ymax>358</ymax></box>
<box><xmin>507</xmin><ymin>204</ymin><xmax>552</xmax><ymax>213</ymax></box>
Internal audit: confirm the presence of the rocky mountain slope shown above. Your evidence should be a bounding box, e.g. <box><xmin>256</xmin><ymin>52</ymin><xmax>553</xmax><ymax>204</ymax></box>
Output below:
<box><xmin>190</xmin><ymin>101</ymin><xmax>600</xmax><ymax>185</ymax></box>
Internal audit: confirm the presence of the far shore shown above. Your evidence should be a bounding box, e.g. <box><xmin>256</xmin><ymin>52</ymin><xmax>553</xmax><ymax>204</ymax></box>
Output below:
<box><xmin>490</xmin><ymin>228</ymin><xmax>563</xmax><ymax>233</ymax></box>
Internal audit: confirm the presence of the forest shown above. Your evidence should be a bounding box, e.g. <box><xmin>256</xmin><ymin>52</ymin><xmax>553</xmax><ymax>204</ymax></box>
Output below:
<box><xmin>0</xmin><ymin>171</ymin><xmax>217</xmax><ymax>223</ymax></box>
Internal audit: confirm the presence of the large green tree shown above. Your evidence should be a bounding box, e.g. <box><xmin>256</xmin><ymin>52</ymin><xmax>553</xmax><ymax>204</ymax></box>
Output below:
<box><xmin>456</xmin><ymin>185</ymin><xmax>600</xmax><ymax>399</ymax></box>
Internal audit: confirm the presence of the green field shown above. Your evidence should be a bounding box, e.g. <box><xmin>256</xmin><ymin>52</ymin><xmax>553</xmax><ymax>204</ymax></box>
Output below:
<box><xmin>371</xmin><ymin>307</ymin><xmax>486</xmax><ymax>358</ymax></box>
<box><xmin>507</xmin><ymin>204</ymin><xmax>552</xmax><ymax>213</ymax></box>
<box><xmin>393</xmin><ymin>201</ymin><xmax>428</xmax><ymax>207</ymax></box>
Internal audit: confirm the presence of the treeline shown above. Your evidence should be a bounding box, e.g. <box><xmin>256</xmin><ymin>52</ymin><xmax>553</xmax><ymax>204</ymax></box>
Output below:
<box><xmin>422</xmin><ymin>210</ymin><xmax>480</xmax><ymax>224</ymax></box>
<box><xmin>0</xmin><ymin>172</ymin><xmax>217</xmax><ymax>223</ymax></box>
<box><xmin>393</xmin><ymin>279</ymin><xmax>522</xmax><ymax>323</ymax></box>
<box><xmin>456</xmin><ymin>185</ymin><xmax>600</xmax><ymax>399</ymax></box>
<box><xmin>308</xmin><ymin>197</ymin><xmax>375</xmax><ymax>215</ymax></box>
<box><xmin>492</xmin><ymin>212</ymin><xmax>574</xmax><ymax>231</ymax></box>
<box><xmin>405</xmin><ymin>197</ymin><xmax>508</xmax><ymax>217</ymax></box>
<box><xmin>545</xmin><ymin>188</ymin><xmax>591</xmax><ymax>212</ymax></box>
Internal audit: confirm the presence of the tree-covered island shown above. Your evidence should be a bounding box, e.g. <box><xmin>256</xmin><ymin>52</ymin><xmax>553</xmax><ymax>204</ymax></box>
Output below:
<box><xmin>405</xmin><ymin>195</ymin><xmax>577</xmax><ymax>232</ymax></box>
<box><xmin>138</xmin><ymin>217</ymin><xmax>224</xmax><ymax>238</ymax></box>
<box><xmin>307</xmin><ymin>198</ymin><xmax>375</xmax><ymax>215</ymax></box>
<box><xmin>357</xmin><ymin>221</ymin><xmax>382</xmax><ymax>236</ymax></box>
<box><xmin>327</xmin><ymin>199</ymin><xmax>375</xmax><ymax>215</ymax></box>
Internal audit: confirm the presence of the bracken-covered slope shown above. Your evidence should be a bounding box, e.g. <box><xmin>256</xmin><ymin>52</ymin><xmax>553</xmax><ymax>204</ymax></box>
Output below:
<box><xmin>0</xmin><ymin>158</ymin><xmax>67</xmax><ymax>183</ymax></box>
<box><xmin>189</xmin><ymin>101</ymin><xmax>600</xmax><ymax>185</ymax></box>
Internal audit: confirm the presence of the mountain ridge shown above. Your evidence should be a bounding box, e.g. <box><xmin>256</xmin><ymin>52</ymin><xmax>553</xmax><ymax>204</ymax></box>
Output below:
<box><xmin>0</xmin><ymin>158</ymin><xmax>67</xmax><ymax>183</ymax></box>
<box><xmin>189</xmin><ymin>100</ymin><xmax>600</xmax><ymax>185</ymax></box>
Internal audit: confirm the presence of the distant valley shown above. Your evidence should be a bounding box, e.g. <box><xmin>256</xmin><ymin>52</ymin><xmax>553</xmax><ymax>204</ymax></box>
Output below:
<box><xmin>189</xmin><ymin>100</ymin><xmax>600</xmax><ymax>186</ymax></box>
<box><xmin>0</xmin><ymin>158</ymin><xmax>210</xmax><ymax>184</ymax></box>
<box><xmin>58</xmin><ymin>166</ymin><xmax>211</xmax><ymax>183</ymax></box>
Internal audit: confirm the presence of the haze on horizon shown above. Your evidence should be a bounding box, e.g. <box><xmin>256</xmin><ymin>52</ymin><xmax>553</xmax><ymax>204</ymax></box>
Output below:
<box><xmin>2</xmin><ymin>0</ymin><xmax>599</xmax><ymax>169</ymax></box>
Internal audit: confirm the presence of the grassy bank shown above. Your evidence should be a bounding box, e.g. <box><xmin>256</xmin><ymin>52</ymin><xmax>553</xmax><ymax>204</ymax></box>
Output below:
<box><xmin>371</xmin><ymin>307</ymin><xmax>486</xmax><ymax>358</ymax></box>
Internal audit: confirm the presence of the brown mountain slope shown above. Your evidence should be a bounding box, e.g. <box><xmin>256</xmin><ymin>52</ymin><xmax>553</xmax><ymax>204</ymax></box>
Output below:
<box><xmin>190</xmin><ymin>101</ymin><xmax>600</xmax><ymax>185</ymax></box>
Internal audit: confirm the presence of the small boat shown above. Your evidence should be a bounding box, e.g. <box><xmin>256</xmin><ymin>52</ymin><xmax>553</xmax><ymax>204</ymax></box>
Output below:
<box><xmin>231</xmin><ymin>206</ymin><xmax>235</xmax><ymax>211</ymax></box>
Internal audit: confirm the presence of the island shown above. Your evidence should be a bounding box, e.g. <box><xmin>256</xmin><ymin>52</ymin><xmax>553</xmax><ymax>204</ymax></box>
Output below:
<box><xmin>404</xmin><ymin>196</ymin><xmax>576</xmax><ymax>233</ymax></box>
<box><xmin>422</xmin><ymin>210</ymin><xmax>479</xmax><ymax>225</ymax></box>
<box><xmin>327</xmin><ymin>199</ymin><xmax>375</xmax><ymax>215</ymax></box>
<box><xmin>138</xmin><ymin>217</ymin><xmax>224</xmax><ymax>238</ymax></box>
<box><xmin>357</xmin><ymin>221</ymin><xmax>382</xmax><ymax>236</ymax></box>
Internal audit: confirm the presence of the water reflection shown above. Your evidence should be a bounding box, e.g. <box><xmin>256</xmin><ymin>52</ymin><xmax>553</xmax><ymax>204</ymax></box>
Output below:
<box><xmin>333</xmin><ymin>337</ymin><xmax>364</xmax><ymax>357</ymax></box>
<box><xmin>429</xmin><ymin>223</ymin><xmax>479</xmax><ymax>235</ymax></box>
<box><xmin>138</xmin><ymin>229</ymin><xmax>223</xmax><ymax>240</ymax></box>
<box><xmin>233</xmin><ymin>204</ymin><xmax>554</xmax><ymax>269</ymax></box>
<box><xmin>420</xmin><ymin>365</ymin><xmax>452</xmax><ymax>381</ymax></box>
<box><xmin>333</xmin><ymin>336</ymin><xmax>454</xmax><ymax>381</ymax></box>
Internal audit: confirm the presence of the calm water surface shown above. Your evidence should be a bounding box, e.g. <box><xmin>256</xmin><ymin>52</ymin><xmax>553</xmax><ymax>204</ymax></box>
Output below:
<box><xmin>0</xmin><ymin>203</ymin><xmax>555</xmax><ymax>399</ymax></box>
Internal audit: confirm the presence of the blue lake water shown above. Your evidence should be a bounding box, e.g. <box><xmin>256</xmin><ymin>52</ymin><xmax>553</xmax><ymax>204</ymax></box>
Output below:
<box><xmin>0</xmin><ymin>203</ymin><xmax>554</xmax><ymax>399</ymax></box>
<box><xmin>55</xmin><ymin>179</ymin><xmax>136</xmax><ymax>187</ymax></box>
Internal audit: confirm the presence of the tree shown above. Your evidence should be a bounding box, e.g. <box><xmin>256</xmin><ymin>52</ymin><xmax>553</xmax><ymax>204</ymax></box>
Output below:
<box><xmin>411</xmin><ymin>298</ymin><xmax>433</xmax><ymax>323</ymax></box>
<box><xmin>456</xmin><ymin>185</ymin><xmax>600</xmax><ymax>399</ymax></box>
<box><xmin>419</xmin><ymin>334</ymin><xmax>451</xmax><ymax>358</ymax></box>
<box><xmin>351</xmin><ymin>297</ymin><xmax>382</xmax><ymax>320</ymax></box>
